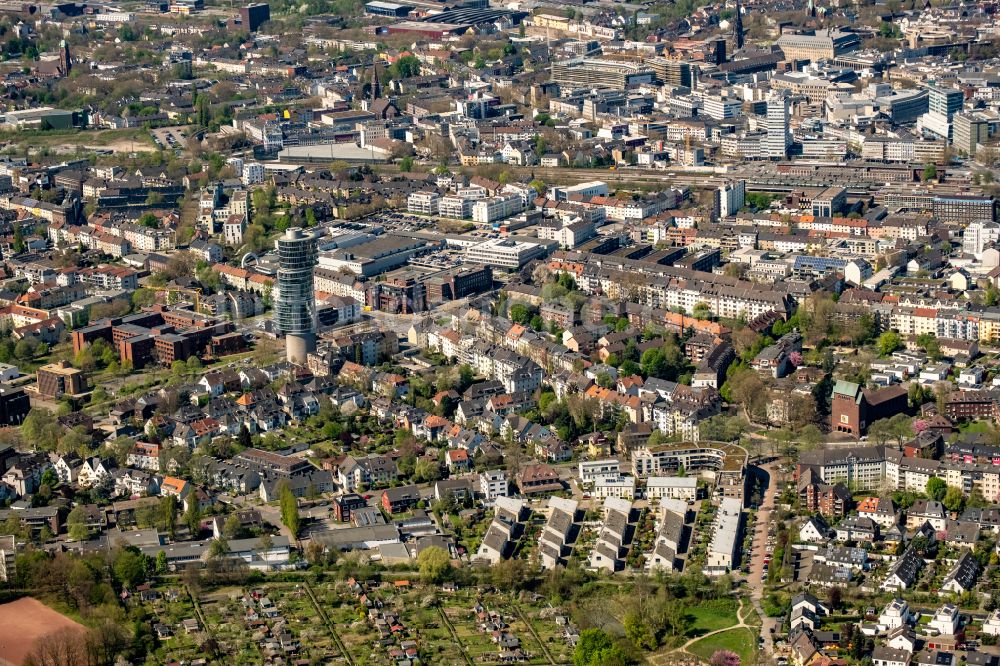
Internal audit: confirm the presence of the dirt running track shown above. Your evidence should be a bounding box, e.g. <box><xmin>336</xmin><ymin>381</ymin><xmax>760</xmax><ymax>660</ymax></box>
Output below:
<box><xmin>0</xmin><ymin>597</ymin><xmax>86</xmax><ymax>666</ymax></box>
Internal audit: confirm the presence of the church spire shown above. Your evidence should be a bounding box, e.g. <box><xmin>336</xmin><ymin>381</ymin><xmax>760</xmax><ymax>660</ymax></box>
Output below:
<box><xmin>733</xmin><ymin>0</ymin><xmax>745</xmax><ymax>51</ymax></box>
<box><xmin>371</xmin><ymin>60</ymin><xmax>381</xmax><ymax>106</ymax></box>
<box><xmin>59</xmin><ymin>39</ymin><xmax>71</xmax><ymax>77</ymax></box>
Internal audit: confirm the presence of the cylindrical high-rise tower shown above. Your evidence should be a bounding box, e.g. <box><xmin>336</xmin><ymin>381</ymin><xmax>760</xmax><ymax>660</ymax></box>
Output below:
<box><xmin>274</xmin><ymin>228</ymin><xmax>318</xmax><ymax>363</ymax></box>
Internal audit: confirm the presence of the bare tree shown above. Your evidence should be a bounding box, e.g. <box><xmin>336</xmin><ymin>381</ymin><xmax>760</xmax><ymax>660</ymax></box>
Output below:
<box><xmin>25</xmin><ymin>628</ymin><xmax>89</xmax><ymax>666</ymax></box>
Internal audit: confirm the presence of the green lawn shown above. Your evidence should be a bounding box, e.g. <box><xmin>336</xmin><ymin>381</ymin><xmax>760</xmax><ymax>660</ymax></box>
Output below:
<box><xmin>687</xmin><ymin>627</ymin><xmax>757</xmax><ymax>665</ymax></box>
<box><xmin>959</xmin><ymin>420</ymin><xmax>992</xmax><ymax>433</ymax></box>
<box><xmin>685</xmin><ymin>599</ymin><xmax>740</xmax><ymax>637</ymax></box>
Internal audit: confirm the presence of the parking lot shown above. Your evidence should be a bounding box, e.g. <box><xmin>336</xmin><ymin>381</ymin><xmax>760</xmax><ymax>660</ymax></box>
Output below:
<box><xmin>150</xmin><ymin>126</ymin><xmax>191</xmax><ymax>151</ymax></box>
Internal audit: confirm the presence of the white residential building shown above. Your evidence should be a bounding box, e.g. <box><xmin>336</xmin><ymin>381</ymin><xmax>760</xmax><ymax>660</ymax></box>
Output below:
<box><xmin>983</xmin><ymin>609</ymin><xmax>1000</xmax><ymax>636</ymax></box>
<box><xmin>928</xmin><ymin>603</ymin><xmax>960</xmax><ymax>636</ymax></box>
<box><xmin>879</xmin><ymin>598</ymin><xmax>913</xmax><ymax>630</ymax></box>
<box><xmin>645</xmin><ymin>476</ymin><xmax>698</xmax><ymax>501</ymax></box>
<box><xmin>471</xmin><ymin>194</ymin><xmax>524</xmax><ymax>224</ymax></box>
<box><xmin>407</xmin><ymin>191</ymin><xmax>440</xmax><ymax>216</ymax></box>
<box><xmin>715</xmin><ymin>180</ymin><xmax>745</xmax><ymax>219</ymax></box>
<box><xmin>439</xmin><ymin>195</ymin><xmax>475</xmax><ymax>219</ymax></box>
<box><xmin>579</xmin><ymin>459</ymin><xmax>621</xmax><ymax>484</ymax></box>
<box><xmin>242</xmin><ymin>162</ymin><xmax>265</xmax><ymax>186</ymax></box>
<box><xmin>706</xmin><ymin>497</ymin><xmax>743</xmax><ymax>574</ymax></box>
<box><xmin>479</xmin><ymin>469</ymin><xmax>509</xmax><ymax>502</ymax></box>
<box><xmin>593</xmin><ymin>474</ymin><xmax>636</xmax><ymax>500</ymax></box>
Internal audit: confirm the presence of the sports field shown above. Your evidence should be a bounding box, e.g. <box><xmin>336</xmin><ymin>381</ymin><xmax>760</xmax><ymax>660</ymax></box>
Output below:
<box><xmin>0</xmin><ymin>597</ymin><xmax>86</xmax><ymax>666</ymax></box>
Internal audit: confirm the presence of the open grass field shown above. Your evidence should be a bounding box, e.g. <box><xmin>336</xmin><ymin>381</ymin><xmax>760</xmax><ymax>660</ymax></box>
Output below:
<box><xmin>0</xmin><ymin>597</ymin><xmax>87</xmax><ymax>666</ymax></box>
<box><xmin>685</xmin><ymin>598</ymin><xmax>741</xmax><ymax>638</ymax></box>
<box><xmin>687</xmin><ymin>627</ymin><xmax>757</xmax><ymax>665</ymax></box>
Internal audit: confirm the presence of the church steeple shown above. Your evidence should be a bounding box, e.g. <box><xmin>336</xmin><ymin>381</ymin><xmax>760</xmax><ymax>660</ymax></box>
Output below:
<box><xmin>59</xmin><ymin>39</ymin><xmax>71</xmax><ymax>77</ymax></box>
<box><xmin>371</xmin><ymin>60</ymin><xmax>381</xmax><ymax>106</ymax></box>
<box><xmin>733</xmin><ymin>0</ymin><xmax>745</xmax><ymax>51</ymax></box>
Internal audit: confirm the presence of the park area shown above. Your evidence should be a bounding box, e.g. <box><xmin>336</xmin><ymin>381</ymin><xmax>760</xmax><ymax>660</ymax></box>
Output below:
<box><xmin>687</xmin><ymin>627</ymin><xmax>758</xmax><ymax>665</ymax></box>
<box><xmin>0</xmin><ymin>597</ymin><xmax>87</xmax><ymax>666</ymax></box>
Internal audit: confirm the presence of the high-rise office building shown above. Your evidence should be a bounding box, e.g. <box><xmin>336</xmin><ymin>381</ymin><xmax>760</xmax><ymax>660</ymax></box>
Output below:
<box><xmin>274</xmin><ymin>228</ymin><xmax>319</xmax><ymax>363</ymax></box>
<box><xmin>928</xmin><ymin>85</ymin><xmax>963</xmax><ymax>120</ymax></box>
<box><xmin>239</xmin><ymin>3</ymin><xmax>270</xmax><ymax>31</ymax></box>
<box><xmin>953</xmin><ymin>112</ymin><xmax>991</xmax><ymax>157</ymax></box>
<box><xmin>647</xmin><ymin>58</ymin><xmax>694</xmax><ymax>88</ymax></box>
<box><xmin>711</xmin><ymin>38</ymin><xmax>727</xmax><ymax>66</ymax></box>
<box><xmin>917</xmin><ymin>85</ymin><xmax>964</xmax><ymax>141</ymax></box>
<box><xmin>764</xmin><ymin>92</ymin><xmax>791</xmax><ymax>159</ymax></box>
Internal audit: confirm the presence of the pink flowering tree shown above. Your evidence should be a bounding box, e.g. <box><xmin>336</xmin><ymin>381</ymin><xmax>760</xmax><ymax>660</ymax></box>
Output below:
<box><xmin>711</xmin><ymin>650</ymin><xmax>741</xmax><ymax>666</ymax></box>
<box><xmin>789</xmin><ymin>351</ymin><xmax>803</xmax><ymax>367</ymax></box>
<box><xmin>913</xmin><ymin>419</ymin><xmax>929</xmax><ymax>433</ymax></box>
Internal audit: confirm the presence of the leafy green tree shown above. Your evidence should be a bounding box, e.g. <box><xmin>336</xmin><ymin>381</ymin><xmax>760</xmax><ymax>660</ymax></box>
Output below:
<box><xmin>22</xmin><ymin>408</ymin><xmax>63</xmax><ymax>452</ymax></box>
<box><xmin>238</xmin><ymin>424</ymin><xmax>253</xmax><ymax>449</ymax></box>
<box><xmin>208</xmin><ymin>536</ymin><xmax>229</xmax><ymax>559</ymax></box>
<box><xmin>155</xmin><ymin>550</ymin><xmax>169</xmax><ymax>575</ymax></box>
<box><xmin>623</xmin><ymin>611</ymin><xmax>657</xmax><ymax>650</ymax></box>
<box><xmin>876</xmin><ymin>330</ymin><xmax>903</xmax><ymax>356</ymax></box>
<box><xmin>986</xmin><ymin>283</ymin><xmax>1000</xmax><ymax>307</ymax></box>
<box><xmin>867</xmin><ymin>418</ymin><xmax>896</xmax><ymax>447</ymax></box>
<box><xmin>12</xmin><ymin>224</ymin><xmax>24</xmax><ymax>254</ymax></box>
<box><xmin>390</xmin><ymin>55</ymin><xmax>421</xmax><ymax>79</ymax></box>
<box><xmin>40</xmin><ymin>468</ymin><xmax>57</xmax><ymax>489</ymax></box>
<box><xmin>414</xmin><ymin>458</ymin><xmax>441</xmax><ymax>483</ymax></box>
<box><xmin>112</xmin><ymin>547</ymin><xmax>147</xmax><ymax>588</ymax></box>
<box><xmin>161</xmin><ymin>495</ymin><xmax>178</xmax><ymax>539</ymax></box>
<box><xmin>509</xmin><ymin>303</ymin><xmax>531</xmax><ymax>324</ymax></box>
<box><xmin>279</xmin><ymin>481</ymin><xmax>300</xmax><ymax>537</ymax></box>
<box><xmin>14</xmin><ymin>339</ymin><xmax>34</xmax><ymax>361</ymax></box>
<box><xmin>67</xmin><ymin>505</ymin><xmax>89</xmax><ymax>541</ymax></box>
<box><xmin>943</xmin><ymin>485</ymin><xmax>965</xmax><ymax>513</ymax></box>
<box><xmin>619</xmin><ymin>360</ymin><xmax>641</xmax><ymax>377</ymax></box>
<box><xmin>132</xmin><ymin>288</ymin><xmax>156</xmax><ymax>310</ymax></box>
<box><xmin>418</xmin><ymin>545</ymin><xmax>451</xmax><ymax>583</ymax></box>
<box><xmin>923</xmin><ymin>163</ymin><xmax>938</xmax><ymax>182</ymax></box>
<box><xmin>926</xmin><ymin>476</ymin><xmax>947</xmax><ymax>501</ymax></box>
<box><xmin>573</xmin><ymin>628</ymin><xmax>631</xmax><ymax>666</ymax></box>
<box><xmin>195</xmin><ymin>94</ymin><xmax>211</xmax><ymax>127</ymax></box>
<box><xmin>185</xmin><ymin>498</ymin><xmax>201</xmax><ymax>534</ymax></box>
<box><xmin>399</xmin><ymin>156</ymin><xmax>414</xmax><ymax>172</ymax></box>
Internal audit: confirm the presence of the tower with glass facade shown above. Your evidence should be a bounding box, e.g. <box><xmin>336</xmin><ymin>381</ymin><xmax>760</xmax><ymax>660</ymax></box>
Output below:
<box><xmin>274</xmin><ymin>228</ymin><xmax>319</xmax><ymax>363</ymax></box>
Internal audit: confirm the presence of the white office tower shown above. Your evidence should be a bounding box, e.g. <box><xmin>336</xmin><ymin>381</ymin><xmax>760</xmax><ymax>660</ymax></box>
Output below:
<box><xmin>764</xmin><ymin>92</ymin><xmax>791</xmax><ymax>159</ymax></box>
